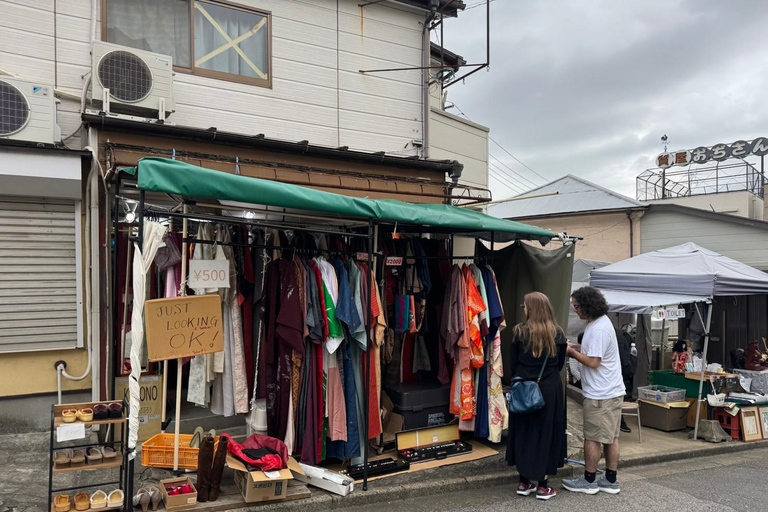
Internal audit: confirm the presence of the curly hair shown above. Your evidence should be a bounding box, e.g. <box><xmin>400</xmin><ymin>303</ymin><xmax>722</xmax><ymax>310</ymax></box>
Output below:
<box><xmin>571</xmin><ymin>286</ymin><xmax>609</xmax><ymax>320</ymax></box>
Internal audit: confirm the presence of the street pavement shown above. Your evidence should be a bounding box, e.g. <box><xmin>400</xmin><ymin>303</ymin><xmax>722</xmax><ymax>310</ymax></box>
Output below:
<box><xmin>349</xmin><ymin>447</ymin><xmax>768</xmax><ymax>512</ymax></box>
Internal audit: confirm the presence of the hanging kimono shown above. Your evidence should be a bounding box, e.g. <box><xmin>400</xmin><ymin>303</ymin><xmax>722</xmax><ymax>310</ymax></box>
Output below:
<box><xmin>483</xmin><ymin>266</ymin><xmax>508</xmax><ymax>443</ymax></box>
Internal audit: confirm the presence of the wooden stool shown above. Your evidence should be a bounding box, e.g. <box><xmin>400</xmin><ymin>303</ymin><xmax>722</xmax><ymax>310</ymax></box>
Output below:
<box><xmin>713</xmin><ymin>408</ymin><xmax>742</xmax><ymax>441</ymax></box>
<box><xmin>621</xmin><ymin>402</ymin><xmax>642</xmax><ymax>443</ymax></box>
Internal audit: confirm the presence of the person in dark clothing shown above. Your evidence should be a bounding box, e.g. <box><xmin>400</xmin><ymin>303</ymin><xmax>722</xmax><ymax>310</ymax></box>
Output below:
<box><xmin>506</xmin><ymin>292</ymin><xmax>567</xmax><ymax>501</ymax></box>
<box><xmin>615</xmin><ymin>327</ymin><xmax>637</xmax><ymax>433</ymax></box>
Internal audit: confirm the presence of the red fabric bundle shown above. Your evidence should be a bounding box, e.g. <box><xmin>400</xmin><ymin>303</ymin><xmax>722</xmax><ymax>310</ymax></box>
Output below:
<box><xmin>221</xmin><ymin>433</ymin><xmax>288</xmax><ymax>471</ymax></box>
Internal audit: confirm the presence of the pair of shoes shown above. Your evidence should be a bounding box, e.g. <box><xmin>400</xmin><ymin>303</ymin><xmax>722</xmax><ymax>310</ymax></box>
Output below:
<box><xmin>189</xmin><ymin>427</ymin><xmax>216</xmax><ymax>449</ymax></box>
<box><xmin>54</xmin><ymin>494</ymin><xmax>71</xmax><ymax>512</ymax></box>
<box><xmin>108</xmin><ymin>402</ymin><xmax>124</xmax><ymax>419</ymax></box>
<box><xmin>166</xmin><ymin>484</ymin><xmax>195</xmax><ymax>496</ymax></box>
<box><xmin>133</xmin><ymin>487</ymin><xmax>163</xmax><ymax>512</ymax></box>
<box><xmin>86</xmin><ymin>446</ymin><xmax>119</xmax><ymax>465</ymax></box>
<box><xmin>195</xmin><ymin>433</ymin><xmax>228</xmax><ymax>502</ymax></box>
<box><xmin>54</xmin><ymin>449</ymin><xmax>85</xmax><ymax>468</ymax></box>
<box><xmin>562</xmin><ymin>475</ymin><xmax>621</xmax><ymax>494</ymax></box>
<box><xmin>77</xmin><ymin>408</ymin><xmax>94</xmax><ymax>422</ymax></box>
<box><xmin>74</xmin><ymin>493</ymin><xmax>89</xmax><ymax>511</ymax></box>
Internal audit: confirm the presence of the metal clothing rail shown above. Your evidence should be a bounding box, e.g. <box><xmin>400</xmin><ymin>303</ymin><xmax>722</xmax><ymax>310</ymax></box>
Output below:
<box><xmin>120</xmin><ymin>182</ymin><xmax>506</xmax><ymax>492</ymax></box>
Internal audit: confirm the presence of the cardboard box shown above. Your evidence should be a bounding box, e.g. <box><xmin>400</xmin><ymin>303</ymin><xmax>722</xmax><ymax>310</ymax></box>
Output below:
<box><xmin>160</xmin><ymin>477</ymin><xmax>197</xmax><ymax>511</ymax></box>
<box><xmin>115</xmin><ymin>375</ymin><xmax>163</xmax><ymax>443</ymax></box>
<box><xmin>685</xmin><ymin>398</ymin><xmax>708</xmax><ymax>429</ymax></box>
<box><xmin>228</xmin><ymin>455</ymin><xmax>304</xmax><ymax>504</ymax></box>
<box><xmin>295</xmin><ymin>463</ymin><xmax>354</xmax><ymax>496</ymax></box>
<box><xmin>639</xmin><ymin>400</ymin><xmax>690</xmax><ymax>432</ymax></box>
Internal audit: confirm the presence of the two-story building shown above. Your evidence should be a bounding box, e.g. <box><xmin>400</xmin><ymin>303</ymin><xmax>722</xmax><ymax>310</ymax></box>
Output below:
<box><xmin>0</xmin><ymin>0</ymin><xmax>497</xmax><ymax>429</ymax></box>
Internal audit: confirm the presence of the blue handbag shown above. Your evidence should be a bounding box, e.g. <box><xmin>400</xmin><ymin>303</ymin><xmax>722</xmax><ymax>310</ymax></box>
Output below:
<box><xmin>506</xmin><ymin>355</ymin><xmax>548</xmax><ymax>414</ymax></box>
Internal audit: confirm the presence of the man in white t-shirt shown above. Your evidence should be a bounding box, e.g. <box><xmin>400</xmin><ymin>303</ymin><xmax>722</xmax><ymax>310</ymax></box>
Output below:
<box><xmin>562</xmin><ymin>287</ymin><xmax>625</xmax><ymax>496</ymax></box>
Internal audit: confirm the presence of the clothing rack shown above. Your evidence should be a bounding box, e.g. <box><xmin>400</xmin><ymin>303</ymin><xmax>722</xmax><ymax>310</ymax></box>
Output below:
<box><xmin>118</xmin><ymin>184</ymin><xmax>502</xmax><ymax>492</ymax></box>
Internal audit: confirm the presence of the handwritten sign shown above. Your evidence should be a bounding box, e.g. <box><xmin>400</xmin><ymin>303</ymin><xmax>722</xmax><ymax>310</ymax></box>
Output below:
<box><xmin>57</xmin><ymin>423</ymin><xmax>86</xmax><ymax>443</ymax></box>
<box><xmin>188</xmin><ymin>259</ymin><xmax>230</xmax><ymax>289</ymax></box>
<box><xmin>145</xmin><ymin>295</ymin><xmax>224</xmax><ymax>361</ymax></box>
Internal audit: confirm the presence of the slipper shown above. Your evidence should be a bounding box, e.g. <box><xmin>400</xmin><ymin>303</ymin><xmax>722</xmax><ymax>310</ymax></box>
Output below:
<box><xmin>94</xmin><ymin>404</ymin><xmax>109</xmax><ymax>420</ymax></box>
<box><xmin>102</xmin><ymin>446</ymin><xmax>118</xmax><ymax>461</ymax></box>
<box><xmin>190</xmin><ymin>427</ymin><xmax>204</xmax><ymax>448</ymax></box>
<box><xmin>74</xmin><ymin>493</ymin><xmax>90</xmax><ymax>511</ymax></box>
<box><xmin>90</xmin><ymin>490</ymin><xmax>107</xmax><ymax>510</ymax></box>
<box><xmin>108</xmin><ymin>402</ymin><xmax>123</xmax><ymax>419</ymax></box>
<box><xmin>53</xmin><ymin>450</ymin><xmax>71</xmax><ymax>468</ymax></box>
<box><xmin>207</xmin><ymin>429</ymin><xmax>216</xmax><ymax>439</ymax></box>
<box><xmin>62</xmin><ymin>410</ymin><xmax>77</xmax><ymax>423</ymax></box>
<box><xmin>71</xmin><ymin>449</ymin><xmax>86</xmax><ymax>467</ymax></box>
<box><xmin>86</xmin><ymin>447</ymin><xmax>103</xmax><ymax>465</ymax></box>
<box><xmin>107</xmin><ymin>489</ymin><xmax>124</xmax><ymax>509</ymax></box>
<box><xmin>76</xmin><ymin>408</ymin><xmax>94</xmax><ymax>422</ymax></box>
<box><xmin>54</xmin><ymin>494</ymin><xmax>71</xmax><ymax>512</ymax></box>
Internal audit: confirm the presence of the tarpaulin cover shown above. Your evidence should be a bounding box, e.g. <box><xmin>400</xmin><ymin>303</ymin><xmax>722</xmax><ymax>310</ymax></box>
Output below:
<box><xmin>590</xmin><ymin>242</ymin><xmax>768</xmax><ymax>298</ymax></box>
<box><xmin>130</xmin><ymin>157</ymin><xmax>555</xmax><ymax>239</ymax></box>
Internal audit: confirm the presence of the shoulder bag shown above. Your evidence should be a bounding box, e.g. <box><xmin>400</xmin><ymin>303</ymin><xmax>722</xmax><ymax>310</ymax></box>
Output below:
<box><xmin>506</xmin><ymin>355</ymin><xmax>548</xmax><ymax>414</ymax></box>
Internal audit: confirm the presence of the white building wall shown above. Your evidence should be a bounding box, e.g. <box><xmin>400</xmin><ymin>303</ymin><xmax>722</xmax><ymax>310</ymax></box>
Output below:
<box><xmin>648</xmin><ymin>191</ymin><xmax>764</xmax><ymax>220</ymax></box>
<box><xmin>430</xmin><ymin>108</ymin><xmax>489</xmax><ymax>191</ymax></box>
<box><xmin>0</xmin><ymin>0</ymin><xmax>426</xmax><ymax>153</ymax></box>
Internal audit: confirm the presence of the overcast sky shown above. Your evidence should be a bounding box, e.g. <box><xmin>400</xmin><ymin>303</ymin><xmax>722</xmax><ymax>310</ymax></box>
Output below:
<box><xmin>441</xmin><ymin>0</ymin><xmax>768</xmax><ymax>199</ymax></box>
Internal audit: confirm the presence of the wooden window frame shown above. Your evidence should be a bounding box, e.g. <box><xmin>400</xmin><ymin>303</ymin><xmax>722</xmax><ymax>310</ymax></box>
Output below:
<box><xmin>101</xmin><ymin>0</ymin><xmax>272</xmax><ymax>89</ymax></box>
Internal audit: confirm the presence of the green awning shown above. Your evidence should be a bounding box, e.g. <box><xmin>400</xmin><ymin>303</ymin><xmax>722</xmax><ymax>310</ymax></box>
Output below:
<box><xmin>133</xmin><ymin>157</ymin><xmax>555</xmax><ymax>239</ymax></box>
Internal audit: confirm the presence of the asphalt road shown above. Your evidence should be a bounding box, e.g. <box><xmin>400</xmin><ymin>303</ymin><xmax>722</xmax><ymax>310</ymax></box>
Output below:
<box><xmin>351</xmin><ymin>447</ymin><xmax>768</xmax><ymax>512</ymax></box>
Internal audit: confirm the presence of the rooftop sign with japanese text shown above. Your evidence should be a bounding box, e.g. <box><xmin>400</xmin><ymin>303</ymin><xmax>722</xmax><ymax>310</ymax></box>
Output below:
<box><xmin>656</xmin><ymin>137</ymin><xmax>768</xmax><ymax>169</ymax></box>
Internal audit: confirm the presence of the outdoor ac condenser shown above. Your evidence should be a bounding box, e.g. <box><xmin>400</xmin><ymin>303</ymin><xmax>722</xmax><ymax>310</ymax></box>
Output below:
<box><xmin>0</xmin><ymin>77</ymin><xmax>61</xmax><ymax>145</ymax></box>
<box><xmin>91</xmin><ymin>41</ymin><xmax>175</xmax><ymax>120</ymax></box>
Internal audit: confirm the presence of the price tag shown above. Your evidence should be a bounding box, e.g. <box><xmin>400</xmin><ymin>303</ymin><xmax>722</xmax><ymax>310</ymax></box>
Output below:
<box><xmin>432</xmin><ymin>435</ymin><xmax>439</xmax><ymax>444</ymax></box>
<box><xmin>356</xmin><ymin>252</ymin><xmax>369</xmax><ymax>261</ymax></box>
<box><xmin>188</xmin><ymin>259</ymin><xmax>230</xmax><ymax>288</ymax></box>
<box><xmin>264</xmin><ymin>471</ymin><xmax>282</xmax><ymax>480</ymax></box>
<box><xmin>57</xmin><ymin>423</ymin><xmax>86</xmax><ymax>443</ymax></box>
<box><xmin>385</xmin><ymin>256</ymin><xmax>403</xmax><ymax>267</ymax></box>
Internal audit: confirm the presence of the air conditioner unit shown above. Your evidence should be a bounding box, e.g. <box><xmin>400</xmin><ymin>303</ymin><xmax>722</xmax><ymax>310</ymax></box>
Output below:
<box><xmin>0</xmin><ymin>77</ymin><xmax>60</xmax><ymax>145</ymax></box>
<box><xmin>91</xmin><ymin>41</ymin><xmax>175</xmax><ymax>120</ymax></box>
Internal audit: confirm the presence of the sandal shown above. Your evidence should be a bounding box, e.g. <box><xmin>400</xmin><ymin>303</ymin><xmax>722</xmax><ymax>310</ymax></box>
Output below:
<box><xmin>133</xmin><ymin>488</ymin><xmax>151</xmax><ymax>512</ymax></box>
<box><xmin>94</xmin><ymin>404</ymin><xmax>109</xmax><ymax>421</ymax></box>
<box><xmin>76</xmin><ymin>408</ymin><xmax>94</xmax><ymax>422</ymax></box>
<box><xmin>190</xmin><ymin>427</ymin><xmax>204</xmax><ymax>449</ymax></box>
<box><xmin>54</xmin><ymin>494</ymin><xmax>71</xmax><ymax>512</ymax></box>
<box><xmin>90</xmin><ymin>490</ymin><xmax>107</xmax><ymax>510</ymax></box>
<box><xmin>61</xmin><ymin>410</ymin><xmax>77</xmax><ymax>423</ymax></box>
<box><xmin>108</xmin><ymin>402</ymin><xmax>123</xmax><ymax>419</ymax></box>
<box><xmin>102</xmin><ymin>446</ymin><xmax>118</xmax><ymax>461</ymax></box>
<box><xmin>86</xmin><ymin>447</ymin><xmax>103</xmax><ymax>465</ymax></box>
<box><xmin>107</xmin><ymin>490</ymin><xmax>124</xmax><ymax>509</ymax></box>
<box><xmin>74</xmin><ymin>493</ymin><xmax>90</xmax><ymax>511</ymax></box>
<box><xmin>53</xmin><ymin>450</ymin><xmax>71</xmax><ymax>469</ymax></box>
<box><xmin>71</xmin><ymin>449</ymin><xmax>86</xmax><ymax>467</ymax></box>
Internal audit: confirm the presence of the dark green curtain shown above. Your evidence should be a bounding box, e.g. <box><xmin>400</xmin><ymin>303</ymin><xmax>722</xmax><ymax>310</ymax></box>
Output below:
<box><xmin>477</xmin><ymin>241</ymin><xmax>575</xmax><ymax>385</ymax></box>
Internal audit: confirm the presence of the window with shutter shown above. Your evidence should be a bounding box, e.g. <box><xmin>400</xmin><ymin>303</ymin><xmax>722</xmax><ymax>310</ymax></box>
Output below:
<box><xmin>0</xmin><ymin>197</ymin><xmax>83</xmax><ymax>353</ymax></box>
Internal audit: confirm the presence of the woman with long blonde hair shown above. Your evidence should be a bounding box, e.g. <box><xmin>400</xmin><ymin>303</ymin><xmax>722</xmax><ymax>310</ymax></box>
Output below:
<box><xmin>506</xmin><ymin>292</ymin><xmax>567</xmax><ymax>501</ymax></box>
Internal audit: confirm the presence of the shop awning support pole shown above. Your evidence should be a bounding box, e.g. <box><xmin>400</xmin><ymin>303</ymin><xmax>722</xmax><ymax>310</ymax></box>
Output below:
<box><xmin>693</xmin><ymin>300</ymin><xmax>714</xmax><ymax>440</ymax></box>
<box><xmin>363</xmin><ymin>220</ymin><xmax>375</xmax><ymax>491</ymax></box>
<box><xmin>173</xmin><ymin>203</ymin><xmax>190</xmax><ymax>471</ymax></box>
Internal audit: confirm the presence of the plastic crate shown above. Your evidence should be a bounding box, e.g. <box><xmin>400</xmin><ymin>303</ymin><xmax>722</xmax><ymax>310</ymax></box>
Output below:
<box><xmin>142</xmin><ymin>433</ymin><xmax>216</xmax><ymax>470</ymax></box>
<box><xmin>637</xmin><ymin>385</ymin><xmax>686</xmax><ymax>404</ymax></box>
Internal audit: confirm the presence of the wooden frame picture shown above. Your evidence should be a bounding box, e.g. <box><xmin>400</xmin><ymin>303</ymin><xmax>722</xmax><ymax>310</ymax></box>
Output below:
<box><xmin>740</xmin><ymin>407</ymin><xmax>763</xmax><ymax>442</ymax></box>
<box><xmin>760</xmin><ymin>407</ymin><xmax>768</xmax><ymax>440</ymax></box>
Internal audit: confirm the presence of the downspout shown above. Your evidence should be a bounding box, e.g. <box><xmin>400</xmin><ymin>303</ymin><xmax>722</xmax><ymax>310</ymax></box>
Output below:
<box><xmin>87</xmin><ymin>128</ymin><xmax>101</xmax><ymax>401</ymax></box>
<box><xmin>627</xmin><ymin>210</ymin><xmax>634</xmax><ymax>257</ymax></box>
<box><xmin>421</xmin><ymin>0</ymin><xmax>439</xmax><ymax>159</ymax></box>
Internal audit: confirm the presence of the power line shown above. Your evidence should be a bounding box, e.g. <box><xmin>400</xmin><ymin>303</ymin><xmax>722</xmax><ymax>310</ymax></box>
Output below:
<box><xmin>489</xmin><ymin>153</ymin><xmax>540</xmax><ymax>189</ymax></box>
<box><xmin>465</xmin><ymin>0</ymin><xmax>498</xmax><ymax>11</ymax></box>
<box><xmin>449</xmin><ymin>102</ymin><xmax>547</xmax><ymax>186</ymax></box>
<box><xmin>488</xmin><ymin>160</ymin><xmax>528</xmax><ymax>194</ymax></box>
<box><xmin>488</xmin><ymin>170</ymin><xmax>520</xmax><ymax>193</ymax></box>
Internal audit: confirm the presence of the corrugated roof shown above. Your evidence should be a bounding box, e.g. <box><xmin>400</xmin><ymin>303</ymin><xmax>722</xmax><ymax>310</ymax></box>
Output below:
<box><xmin>489</xmin><ymin>175</ymin><xmax>646</xmax><ymax>219</ymax></box>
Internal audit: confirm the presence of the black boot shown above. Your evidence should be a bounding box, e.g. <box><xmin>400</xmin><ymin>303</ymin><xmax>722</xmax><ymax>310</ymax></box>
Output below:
<box><xmin>196</xmin><ymin>435</ymin><xmax>215</xmax><ymax>502</ymax></box>
<box><xmin>620</xmin><ymin>417</ymin><xmax>631</xmax><ymax>433</ymax></box>
<box><xmin>208</xmin><ymin>435</ymin><xmax>229</xmax><ymax>501</ymax></box>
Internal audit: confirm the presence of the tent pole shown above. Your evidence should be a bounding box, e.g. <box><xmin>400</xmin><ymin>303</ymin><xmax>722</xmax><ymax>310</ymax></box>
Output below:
<box><xmin>173</xmin><ymin>203</ymin><xmax>189</xmax><ymax>471</ymax></box>
<box><xmin>363</xmin><ymin>220</ymin><xmax>374</xmax><ymax>491</ymax></box>
<box><xmin>693</xmin><ymin>301</ymin><xmax>714</xmax><ymax>440</ymax></box>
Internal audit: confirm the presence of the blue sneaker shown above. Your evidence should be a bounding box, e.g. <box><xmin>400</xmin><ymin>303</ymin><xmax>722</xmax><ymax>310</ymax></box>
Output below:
<box><xmin>562</xmin><ymin>475</ymin><xmax>599</xmax><ymax>495</ymax></box>
<box><xmin>597</xmin><ymin>477</ymin><xmax>621</xmax><ymax>494</ymax></box>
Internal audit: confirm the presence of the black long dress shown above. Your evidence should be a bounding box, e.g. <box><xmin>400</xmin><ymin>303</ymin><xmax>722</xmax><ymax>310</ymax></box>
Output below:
<box><xmin>505</xmin><ymin>329</ymin><xmax>567</xmax><ymax>481</ymax></box>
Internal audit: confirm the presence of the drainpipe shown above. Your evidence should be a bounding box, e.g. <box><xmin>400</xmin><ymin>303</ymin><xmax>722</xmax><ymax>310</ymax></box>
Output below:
<box><xmin>421</xmin><ymin>0</ymin><xmax>439</xmax><ymax>159</ymax></box>
<box><xmin>87</xmin><ymin>128</ymin><xmax>101</xmax><ymax>401</ymax></box>
<box><xmin>627</xmin><ymin>210</ymin><xmax>634</xmax><ymax>257</ymax></box>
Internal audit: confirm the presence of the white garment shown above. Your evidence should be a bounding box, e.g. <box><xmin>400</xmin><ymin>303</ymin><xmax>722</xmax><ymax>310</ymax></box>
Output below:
<box><xmin>580</xmin><ymin>315</ymin><xmax>626</xmax><ymax>400</ymax></box>
<box><xmin>315</xmin><ymin>257</ymin><xmax>344</xmax><ymax>354</ymax></box>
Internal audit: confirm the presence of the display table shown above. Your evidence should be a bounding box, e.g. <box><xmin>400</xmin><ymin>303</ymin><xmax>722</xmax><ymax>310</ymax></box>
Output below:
<box><xmin>651</xmin><ymin>371</ymin><xmax>701</xmax><ymax>398</ymax></box>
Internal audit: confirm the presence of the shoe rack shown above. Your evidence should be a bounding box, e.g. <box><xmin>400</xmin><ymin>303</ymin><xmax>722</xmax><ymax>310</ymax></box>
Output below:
<box><xmin>47</xmin><ymin>400</ymin><xmax>134</xmax><ymax>512</ymax></box>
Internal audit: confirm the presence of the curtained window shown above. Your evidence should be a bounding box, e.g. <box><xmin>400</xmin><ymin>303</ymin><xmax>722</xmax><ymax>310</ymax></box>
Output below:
<box><xmin>105</xmin><ymin>0</ymin><xmax>271</xmax><ymax>87</ymax></box>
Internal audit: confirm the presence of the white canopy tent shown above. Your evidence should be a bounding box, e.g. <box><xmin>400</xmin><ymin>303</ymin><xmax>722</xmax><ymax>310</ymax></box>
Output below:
<box><xmin>588</xmin><ymin>243</ymin><xmax>768</xmax><ymax>439</ymax></box>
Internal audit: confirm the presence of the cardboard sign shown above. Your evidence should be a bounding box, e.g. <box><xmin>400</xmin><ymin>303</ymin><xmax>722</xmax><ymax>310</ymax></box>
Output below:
<box><xmin>115</xmin><ymin>374</ymin><xmax>163</xmax><ymax>443</ymax></box>
<box><xmin>188</xmin><ymin>259</ymin><xmax>230</xmax><ymax>288</ymax></box>
<box><xmin>145</xmin><ymin>295</ymin><xmax>224</xmax><ymax>361</ymax></box>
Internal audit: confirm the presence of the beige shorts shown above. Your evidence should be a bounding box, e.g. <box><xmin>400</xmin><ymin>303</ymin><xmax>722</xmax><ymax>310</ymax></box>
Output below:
<box><xmin>583</xmin><ymin>396</ymin><xmax>623</xmax><ymax>445</ymax></box>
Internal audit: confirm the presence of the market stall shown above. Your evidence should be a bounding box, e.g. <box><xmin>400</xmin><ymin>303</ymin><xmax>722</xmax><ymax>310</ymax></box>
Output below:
<box><xmin>111</xmin><ymin>157</ymin><xmax>564</xmax><ymax>507</ymax></box>
<box><xmin>589</xmin><ymin>243</ymin><xmax>768</xmax><ymax>439</ymax></box>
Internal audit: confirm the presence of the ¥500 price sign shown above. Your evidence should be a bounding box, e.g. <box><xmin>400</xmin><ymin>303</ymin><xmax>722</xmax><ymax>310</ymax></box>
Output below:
<box><xmin>188</xmin><ymin>259</ymin><xmax>230</xmax><ymax>288</ymax></box>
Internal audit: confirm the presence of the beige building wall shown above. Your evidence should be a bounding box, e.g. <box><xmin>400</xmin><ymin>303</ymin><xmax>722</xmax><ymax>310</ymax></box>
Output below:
<box><xmin>0</xmin><ymin>350</ymin><xmax>90</xmax><ymax>398</ymax></box>
<box><xmin>649</xmin><ymin>191</ymin><xmax>764</xmax><ymax>220</ymax></box>
<box><xmin>522</xmin><ymin>212</ymin><xmax>642</xmax><ymax>263</ymax></box>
